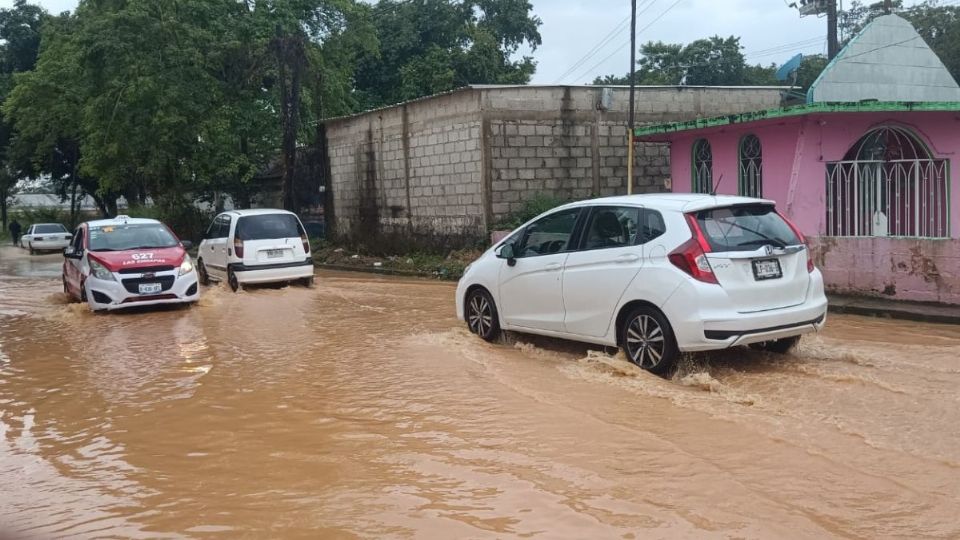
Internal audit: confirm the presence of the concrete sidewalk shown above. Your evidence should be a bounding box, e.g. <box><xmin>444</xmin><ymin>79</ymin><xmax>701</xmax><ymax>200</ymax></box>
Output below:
<box><xmin>829</xmin><ymin>294</ymin><xmax>960</xmax><ymax>325</ymax></box>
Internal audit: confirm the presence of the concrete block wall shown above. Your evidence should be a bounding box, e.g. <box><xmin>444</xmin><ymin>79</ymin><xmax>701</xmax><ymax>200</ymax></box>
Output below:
<box><xmin>480</xmin><ymin>86</ymin><xmax>783</xmax><ymax>223</ymax></box>
<box><xmin>326</xmin><ymin>90</ymin><xmax>485</xmax><ymax>246</ymax></box>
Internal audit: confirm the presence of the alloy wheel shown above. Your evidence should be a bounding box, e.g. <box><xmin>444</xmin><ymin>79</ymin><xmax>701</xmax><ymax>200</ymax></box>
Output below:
<box><xmin>468</xmin><ymin>294</ymin><xmax>493</xmax><ymax>337</ymax></box>
<box><xmin>625</xmin><ymin>314</ymin><xmax>666</xmax><ymax>369</ymax></box>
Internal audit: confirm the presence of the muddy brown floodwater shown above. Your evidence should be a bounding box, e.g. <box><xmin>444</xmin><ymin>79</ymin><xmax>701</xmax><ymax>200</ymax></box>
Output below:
<box><xmin>1</xmin><ymin>245</ymin><xmax>960</xmax><ymax>539</ymax></box>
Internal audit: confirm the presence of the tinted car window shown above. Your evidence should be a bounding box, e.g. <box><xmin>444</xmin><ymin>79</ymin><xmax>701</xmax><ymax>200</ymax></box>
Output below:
<box><xmin>516</xmin><ymin>209</ymin><xmax>580</xmax><ymax>257</ymax></box>
<box><xmin>88</xmin><ymin>223</ymin><xmax>179</xmax><ymax>251</ymax></box>
<box><xmin>34</xmin><ymin>224</ymin><xmax>67</xmax><ymax>234</ymax></box>
<box><xmin>220</xmin><ymin>215</ymin><xmax>232</xmax><ymax>238</ymax></box>
<box><xmin>206</xmin><ymin>216</ymin><xmax>223</xmax><ymax>239</ymax></box>
<box><xmin>236</xmin><ymin>214</ymin><xmax>303</xmax><ymax>241</ymax></box>
<box><xmin>637</xmin><ymin>209</ymin><xmax>666</xmax><ymax>244</ymax></box>
<box><xmin>696</xmin><ymin>205</ymin><xmax>800</xmax><ymax>253</ymax></box>
<box><xmin>583</xmin><ymin>207</ymin><xmax>639</xmax><ymax>250</ymax></box>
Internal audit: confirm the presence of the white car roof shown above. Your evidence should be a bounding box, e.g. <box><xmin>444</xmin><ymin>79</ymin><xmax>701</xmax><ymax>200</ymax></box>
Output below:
<box><xmin>32</xmin><ymin>223</ymin><xmax>67</xmax><ymax>227</ymax></box>
<box><xmin>224</xmin><ymin>208</ymin><xmax>297</xmax><ymax>217</ymax></box>
<box><xmin>85</xmin><ymin>216</ymin><xmax>161</xmax><ymax>227</ymax></box>
<box><xmin>562</xmin><ymin>193</ymin><xmax>776</xmax><ymax>213</ymax></box>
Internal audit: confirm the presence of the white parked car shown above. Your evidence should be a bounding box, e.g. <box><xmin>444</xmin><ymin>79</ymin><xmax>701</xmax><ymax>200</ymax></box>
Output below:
<box><xmin>197</xmin><ymin>209</ymin><xmax>315</xmax><ymax>292</ymax></box>
<box><xmin>20</xmin><ymin>223</ymin><xmax>72</xmax><ymax>254</ymax></box>
<box><xmin>456</xmin><ymin>194</ymin><xmax>828</xmax><ymax>374</ymax></box>
<box><xmin>62</xmin><ymin>216</ymin><xmax>199</xmax><ymax>312</ymax></box>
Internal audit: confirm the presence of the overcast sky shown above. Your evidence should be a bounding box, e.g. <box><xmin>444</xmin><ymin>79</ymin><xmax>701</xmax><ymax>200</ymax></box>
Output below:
<box><xmin>1</xmin><ymin>0</ymin><xmax>929</xmax><ymax>84</ymax></box>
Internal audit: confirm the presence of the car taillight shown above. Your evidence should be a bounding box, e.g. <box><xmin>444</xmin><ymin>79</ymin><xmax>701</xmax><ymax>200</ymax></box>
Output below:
<box><xmin>669</xmin><ymin>214</ymin><xmax>719</xmax><ymax>284</ymax></box>
<box><xmin>234</xmin><ymin>236</ymin><xmax>244</xmax><ymax>258</ymax></box>
<box><xmin>777</xmin><ymin>211</ymin><xmax>814</xmax><ymax>273</ymax></box>
<box><xmin>300</xmin><ymin>233</ymin><xmax>310</xmax><ymax>255</ymax></box>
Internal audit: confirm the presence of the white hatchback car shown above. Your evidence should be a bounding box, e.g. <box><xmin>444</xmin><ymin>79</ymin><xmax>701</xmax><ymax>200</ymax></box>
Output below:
<box><xmin>456</xmin><ymin>194</ymin><xmax>828</xmax><ymax>374</ymax></box>
<box><xmin>20</xmin><ymin>223</ymin><xmax>72</xmax><ymax>254</ymax></box>
<box><xmin>197</xmin><ymin>209</ymin><xmax>315</xmax><ymax>291</ymax></box>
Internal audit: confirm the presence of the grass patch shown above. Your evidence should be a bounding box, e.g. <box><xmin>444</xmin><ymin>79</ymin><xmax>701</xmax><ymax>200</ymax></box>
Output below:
<box><xmin>312</xmin><ymin>240</ymin><xmax>482</xmax><ymax>280</ymax></box>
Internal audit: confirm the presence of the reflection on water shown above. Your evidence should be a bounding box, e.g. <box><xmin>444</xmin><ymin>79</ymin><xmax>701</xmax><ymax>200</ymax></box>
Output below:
<box><xmin>2</xmin><ymin>245</ymin><xmax>960</xmax><ymax>538</ymax></box>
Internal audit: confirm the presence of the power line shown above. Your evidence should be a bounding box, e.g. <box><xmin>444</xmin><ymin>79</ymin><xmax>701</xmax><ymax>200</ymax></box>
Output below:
<box><xmin>567</xmin><ymin>0</ymin><xmax>686</xmax><ymax>83</ymax></box>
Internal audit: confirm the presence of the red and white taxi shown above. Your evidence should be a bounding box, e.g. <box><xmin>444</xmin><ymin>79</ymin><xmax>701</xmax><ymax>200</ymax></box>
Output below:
<box><xmin>62</xmin><ymin>216</ymin><xmax>200</xmax><ymax>311</ymax></box>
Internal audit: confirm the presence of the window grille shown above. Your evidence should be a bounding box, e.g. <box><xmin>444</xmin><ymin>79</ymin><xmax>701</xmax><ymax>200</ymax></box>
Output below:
<box><xmin>692</xmin><ymin>139</ymin><xmax>712</xmax><ymax>194</ymax></box>
<box><xmin>826</xmin><ymin>126</ymin><xmax>949</xmax><ymax>238</ymax></box>
<box><xmin>738</xmin><ymin>134</ymin><xmax>763</xmax><ymax>198</ymax></box>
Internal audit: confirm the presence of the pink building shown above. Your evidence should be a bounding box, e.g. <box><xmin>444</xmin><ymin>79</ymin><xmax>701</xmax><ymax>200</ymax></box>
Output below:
<box><xmin>635</xmin><ymin>103</ymin><xmax>960</xmax><ymax>304</ymax></box>
<box><xmin>633</xmin><ymin>16</ymin><xmax>960</xmax><ymax>304</ymax></box>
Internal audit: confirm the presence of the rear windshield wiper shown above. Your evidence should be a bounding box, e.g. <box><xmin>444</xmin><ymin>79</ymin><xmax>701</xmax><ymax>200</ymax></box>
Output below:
<box><xmin>736</xmin><ymin>238</ymin><xmax>788</xmax><ymax>249</ymax></box>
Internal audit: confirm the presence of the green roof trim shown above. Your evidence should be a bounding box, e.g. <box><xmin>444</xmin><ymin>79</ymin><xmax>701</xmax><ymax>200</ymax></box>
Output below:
<box><xmin>633</xmin><ymin>101</ymin><xmax>960</xmax><ymax>138</ymax></box>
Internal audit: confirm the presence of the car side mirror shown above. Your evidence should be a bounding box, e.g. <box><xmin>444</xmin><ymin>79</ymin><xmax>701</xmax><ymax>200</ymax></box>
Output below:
<box><xmin>496</xmin><ymin>243</ymin><xmax>517</xmax><ymax>267</ymax></box>
<box><xmin>63</xmin><ymin>246</ymin><xmax>82</xmax><ymax>259</ymax></box>
<box><xmin>180</xmin><ymin>240</ymin><xmax>194</xmax><ymax>250</ymax></box>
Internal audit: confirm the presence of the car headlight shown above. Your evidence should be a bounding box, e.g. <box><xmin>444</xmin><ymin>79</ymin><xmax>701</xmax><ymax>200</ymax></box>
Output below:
<box><xmin>88</xmin><ymin>259</ymin><xmax>115</xmax><ymax>281</ymax></box>
<box><xmin>179</xmin><ymin>256</ymin><xmax>194</xmax><ymax>276</ymax></box>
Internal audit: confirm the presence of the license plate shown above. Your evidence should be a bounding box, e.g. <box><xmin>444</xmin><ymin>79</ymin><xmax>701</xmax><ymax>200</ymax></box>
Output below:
<box><xmin>139</xmin><ymin>283</ymin><xmax>162</xmax><ymax>295</ymax></box>
<box><xmin>266</xmin><ymin>249</ymin><xmax>285</xmax><ymax>259</ymax></box>
<box><xmin>752</xmin><ymin>259</ymin><xmax>782</xmax><ymax>280</ymax></box>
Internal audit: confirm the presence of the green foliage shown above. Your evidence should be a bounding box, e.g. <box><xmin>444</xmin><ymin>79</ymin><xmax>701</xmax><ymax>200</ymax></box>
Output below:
<box><xmin>7</xmin><ymin>206</ymin><xmax>74</xmax><ymax>228</ymax></box>
<box><xmin>127</xmin><ymin>199</ymin><xmax>211</xmax><ymax>243</ymax></box>
<box><xmin>493</xmin><ymin>193</ymin><xmax>569</xmax><ymax>230</ymax></box>
<box><xmin>353</xmin><ymin>0</ymin><xmax>542</xmax><ymax>108</ymax></box>
<box><xmin>593</xmin><ymin>37</ymin><xmax>831</xmax><ymax>94</ymax></box>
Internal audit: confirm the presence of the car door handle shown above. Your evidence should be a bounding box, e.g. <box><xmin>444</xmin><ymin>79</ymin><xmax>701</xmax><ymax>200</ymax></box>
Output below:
<box><xmin>544</xmin><ymin>262</ymin><xmax>562</xmax><ymax>271</ymax></box>
<box><xmin>616</xmin><ymin>254</ymin><xmax>640</xmax><ymax>263</ymax></box>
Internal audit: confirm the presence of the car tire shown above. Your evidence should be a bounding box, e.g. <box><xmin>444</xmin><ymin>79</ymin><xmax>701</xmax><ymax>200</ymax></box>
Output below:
<box><xmin>750</xmin><ymin>336</ymin><xmax>801</xmax><ymax>354</ymax></box>
<box><xmin>28</xmin><ymin>243</ymin><xmax>35</xmax><ymax>255</ymax></box>
<box><xmin>227</xmin><ymin>267</ymin><xmax>241</xmax><ymax>292</ymax></box>
<box><xmin>620</xmin><ymin>306</ymin><xmax>679</xmax><ymax>375</ymax></box>
<box><xmin>80</xmin><ymin>282</ymin><xmax>88</xmax><ymax>303</ymax></box>
<box><xmin>465</xmin><ymin>288</ymin><xmax>500</xmax><ymax>342</ymax></box>
<box><xmin>300</xmin><ymin>276</ymin><xmax>315</xmax><ymax>288</ymax></box>
<box><xmin>197</xmin><ymin>259</ymin><xmax>210</xmax><ymax>286</ymax></box>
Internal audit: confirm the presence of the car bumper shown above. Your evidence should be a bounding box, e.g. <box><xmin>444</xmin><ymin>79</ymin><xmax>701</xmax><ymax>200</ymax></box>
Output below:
<box><xmin>29</xmin><ymin>240</ymin><xmax>71</xmax><ymax>250</ymax></box>
<box><xmin>232</xmin><ymin>259</ymin><xmax>314</xmax><ymax>284</ymax></box>
<box><xmin>85</xmin><ymin>272</ymin><xmax>200</xmax><ymax>311</ymax></box>
<box><xmin>664</xmin><ymin>274</ymin><xmax>829</xmax><ymax>352</ymax></box>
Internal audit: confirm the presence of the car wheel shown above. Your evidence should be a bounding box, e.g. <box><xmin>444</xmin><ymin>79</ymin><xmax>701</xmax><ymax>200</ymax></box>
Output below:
<box><xmin>227</xmin><ymin>267</ymin><xmax>241</xmax><ymax>292</ymax></box>
<box><xmin>197</xmin><ymin>259</ymin><xmax>210</xmax><ymax>286</ymax></box>
<box><xmin>749</xmin><ymin>336</ymin><xmax>801</xmax><ymax>354</ymax></box>
<box><xmin>466</xmin><ymin>288</ymin><xmax>500</xmax><ymax>342</ymax></box>
<box><xmin>300</xmin><ymin>276</ymin><xmax>315</xmax><ymax>288</ymax></box>
<box><xmin>80</xmin><ymin>282</ymin><xmax>88</xmax><ymax>303</ymax></box>
<box><xmin>28</xmin><ymin>243</ymin><xmax>35</xmax><ymax>255</ymax></box>
<box><xmin>621</xmin><ymin>306</ymin><xmax>678</xmax><ymax>375</ymax></box>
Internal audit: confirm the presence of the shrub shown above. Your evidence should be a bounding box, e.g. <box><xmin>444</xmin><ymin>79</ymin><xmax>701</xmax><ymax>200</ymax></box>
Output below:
<box><xmin>492</xmin><ymin>194</ymin><xmax>571</xmax><ymax>231</ymax></box>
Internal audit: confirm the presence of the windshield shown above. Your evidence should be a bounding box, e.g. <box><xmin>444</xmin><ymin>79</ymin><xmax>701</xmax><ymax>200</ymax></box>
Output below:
<box><xmin>696</xmin><ymin>205</ymin><xmax>800</xmax><ymax>252</ymax></box>
<box><xmin>88</xmin><ymin>223</ymin><xmax>179</xmax><ymax>252</ymax></box>
<box><xmin>236</xmin><ymin>214</ymin><xmax>303</xmax><ymax>241</ymax></box>
<box><xmin>34</xmin><ymin>224</ymin><xmax>67</xmax><ymax>234</ymax></box>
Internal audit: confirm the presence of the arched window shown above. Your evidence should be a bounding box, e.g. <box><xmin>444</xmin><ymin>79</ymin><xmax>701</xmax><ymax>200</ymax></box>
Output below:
<box><xmin>691</xmin><ymin>139</ymin><xmax>712</xmax><ymax>194</ymax></box>
<box><xmin>738</xmin><ymin>134</ymin><xmax>762</xmax><ymax>198</ymax></box>
<box><xmin>826</xmin><ymin>125</ymin><xmax>948</xmax><ymax>238</ymax></box>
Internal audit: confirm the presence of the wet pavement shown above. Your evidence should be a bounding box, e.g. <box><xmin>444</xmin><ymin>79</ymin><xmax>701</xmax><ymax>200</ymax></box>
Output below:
<box><xmin>1</xmin><ymin>244</ymin><xmax>959</xmax><ymax>539</ymax></box>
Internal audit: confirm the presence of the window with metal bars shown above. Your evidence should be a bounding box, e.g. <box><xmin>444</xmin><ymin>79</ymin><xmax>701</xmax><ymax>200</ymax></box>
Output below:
<box><xmin>738</xmin><ymin>134</ymin><xmax>763</xmax><ymax>198</ymax></box>
<box><xmin>691</xmin><ymin>139</ymin><xmax>712</xmax><ymax>194</ymax></box>
<box><xmin>826</xmin><ymin>126</ymin><xmax>949</xmax><ymax>238</ymax></box>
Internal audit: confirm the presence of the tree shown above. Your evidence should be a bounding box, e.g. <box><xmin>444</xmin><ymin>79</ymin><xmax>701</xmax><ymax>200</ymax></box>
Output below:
<box><xmin>353</xmin><ymin>0</ymin><xmax>542</xmax><ymax>109</ymax></box>
<box><xmin>0</xmin><ymin>0</ymin><xmax>48</xmax><ymax>229</ymax></box>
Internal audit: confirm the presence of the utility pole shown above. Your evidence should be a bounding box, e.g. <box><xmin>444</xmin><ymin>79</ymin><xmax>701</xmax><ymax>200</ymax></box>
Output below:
<box><xmin>827</xmin><ymin>0</ymin><xmax>839</xmax><ymax>60</ymax></box>
<box><xmin>626</xmin><ymin>0</ymin><xmax>637</xmax><ymax>195</ymax></box>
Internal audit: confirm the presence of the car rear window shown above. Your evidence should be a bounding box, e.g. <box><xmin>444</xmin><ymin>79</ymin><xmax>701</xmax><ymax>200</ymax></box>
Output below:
<box><xmin>34</xmin><ymin>224</ymin><xmax>67</xmax><ymax>234</ymax></box>
<box><xmin>236</xmin><ymin>214</ymin><xmax>303</xmax><ymax>241</ymax></box>
<box><xmin>695</xmin><ymin>205</ymin><xmax>800</xmax><ymax>252</ymax></box>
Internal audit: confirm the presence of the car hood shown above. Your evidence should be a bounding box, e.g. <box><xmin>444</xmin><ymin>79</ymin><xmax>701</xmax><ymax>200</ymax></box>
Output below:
<box><xmin>88</xmin><ymin>247</ymin><xmax>186</xmax><ymax>272</ymax></box>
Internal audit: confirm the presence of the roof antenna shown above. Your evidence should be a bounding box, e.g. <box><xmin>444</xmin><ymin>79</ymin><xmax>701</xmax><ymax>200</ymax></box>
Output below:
<box><xmin>710</xmin><ymin>174</ymin><xmax>724</xmax><ymax>196</ymax></box>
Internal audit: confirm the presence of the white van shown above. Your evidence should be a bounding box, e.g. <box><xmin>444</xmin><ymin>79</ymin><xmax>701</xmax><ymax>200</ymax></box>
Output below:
<box><xmin>197</xmin><ymin>209</ymin><xmax>315</xmax><ymax>291</ymax></box>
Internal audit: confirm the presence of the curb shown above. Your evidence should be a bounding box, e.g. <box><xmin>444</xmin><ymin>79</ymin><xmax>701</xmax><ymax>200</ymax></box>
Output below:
<box><xmin>827</xmin><ymin>296</ymin><xmax>960</xmax><ymax>325</ymax></box>
<box><xmin>313</xmin><ymin>262</ymin><xmax>460</xmax><ymax>281</ymax></box>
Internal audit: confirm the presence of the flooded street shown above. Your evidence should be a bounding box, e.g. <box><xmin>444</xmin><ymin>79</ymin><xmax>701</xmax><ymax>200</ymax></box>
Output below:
<box><xmin>1</xmin><ymin>244</ymin><xmax>959</xmax><ymax>539</ymax></box>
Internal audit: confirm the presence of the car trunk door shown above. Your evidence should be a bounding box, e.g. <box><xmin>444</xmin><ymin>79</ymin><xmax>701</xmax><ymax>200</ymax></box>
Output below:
<box><xmin>235</xmin><ymin>213</ymin><xmax>304</xmax><ymax>267</ymax></box>
<box><xmin>244</xmin><ymin>237</ymin><xmax>300</xmax><ymax>265</ymax></box>
<box><xmin>695</xmin><ymin>204</ymin><xmax>811</xmax><ymax>314</ymax></box>
<box><xmin>706</xmin><ymin>245</ymin><xmax>811</xmax><ymax>313</ymax></box>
